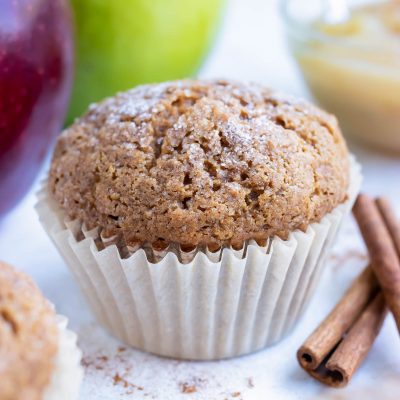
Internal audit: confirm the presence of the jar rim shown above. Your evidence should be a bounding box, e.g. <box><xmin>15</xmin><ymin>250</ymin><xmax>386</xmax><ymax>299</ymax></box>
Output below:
<box><xmin>279</xmin><ymin>0</ymin><xmax>400</xmax><ymax>56</ymax></box>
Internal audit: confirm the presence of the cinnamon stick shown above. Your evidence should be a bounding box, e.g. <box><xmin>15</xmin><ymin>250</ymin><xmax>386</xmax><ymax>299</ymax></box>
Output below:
<box><xmin>376</xmin><ymin>197</ymin><xmax>400</xmax><ymax>259</ymax></box>
<box><xmin>323</xmin><ymin>292</ymin><xmax>387</xmax><ymax>387</ymax></box>
<box><xmin>353</xmin><ymin>194</ymin><xmax>400</xmax><ymax>332</ymax></box>
<box><xmin>297</xmin><ymin>267</ymin><xmax>379</xmax><ymax>371</ymax></box>
<box><xmin>297</xmin><ymin>194</ymin><xmax>400</xmax><ymax>387</ymax></box>
<box><xmin>298</xmin><ymin>286</ymin><xmax>386</xmax><ymax>388</ymax></box>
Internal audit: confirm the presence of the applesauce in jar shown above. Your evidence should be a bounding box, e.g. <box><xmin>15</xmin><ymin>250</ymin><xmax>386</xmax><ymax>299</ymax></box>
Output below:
<box><xmin>282</xmin><ymin>0</ymin><xmax>400</xmax><ymax>153</ymax></box>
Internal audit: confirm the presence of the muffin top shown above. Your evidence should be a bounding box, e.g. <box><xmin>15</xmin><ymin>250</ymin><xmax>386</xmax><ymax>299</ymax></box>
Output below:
<box><xmin>0</xmin><ymin>262</ymin><xmax>58</xmax><ymax>400</ymax></box>
<box><xmin>49</xmin><ymin>79</ymin><xmax>349</xmax><ymax>248</ymax></box>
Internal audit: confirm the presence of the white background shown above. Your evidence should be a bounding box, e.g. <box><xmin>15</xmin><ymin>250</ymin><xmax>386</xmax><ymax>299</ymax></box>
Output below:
<box><xmin>1</xmin><ymin>0</ymin><xmax>400</xmax><ymax>399</ymax></box>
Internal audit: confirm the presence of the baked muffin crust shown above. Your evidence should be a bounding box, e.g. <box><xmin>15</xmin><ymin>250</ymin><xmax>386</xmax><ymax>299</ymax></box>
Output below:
<box><xmin>0</xmin><ymin>262</ymin><xmax>58</xmax><ymax>400</ymax></box>
<box><xmin>49</xmin><ymin>79</ymin><xmax>349</xmax><ymax>248</ymax></box>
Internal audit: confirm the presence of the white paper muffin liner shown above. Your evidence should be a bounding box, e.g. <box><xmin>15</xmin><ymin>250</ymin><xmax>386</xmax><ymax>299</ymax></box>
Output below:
<box><xmin>36</xmin><ymin>157</ymin><xmax>361</xmax><ymax>360</ymax></box>
<box><xmin>44</xmin><ymin>315</ymin><xmax>83</xmax><ymax>400</ymax></box>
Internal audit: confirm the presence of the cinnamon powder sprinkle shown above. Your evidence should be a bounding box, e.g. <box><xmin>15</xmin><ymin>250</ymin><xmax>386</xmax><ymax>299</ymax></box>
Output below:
<box><xmin>180</xmin><ymin>382</ymin><xmax>197</xmax><ymax>394</ymax></box>
<box><xmin>82</xmin><ymin>345</ymin><xmax>253</xmax><ymax>397</ymax></box>
<box><xmin>113</xmin><ymin>373</ymin><xmax>143</xmax><ymax>391</ymax></box>
<box><xmin>82</xmin><ymin>352</ymin><xmax>145</xmax><ymax>395</ymax></box>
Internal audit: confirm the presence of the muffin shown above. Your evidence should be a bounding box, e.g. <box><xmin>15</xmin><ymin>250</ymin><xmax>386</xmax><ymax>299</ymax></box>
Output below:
<box><xmin>36</xmin><ymin>79</ymin><xmax>361</xmax><ymax>359</ymax></box>
<box><xmin>0</xmin><ymin>261</ymin><xmax>82</xmax><ymax>400</ymax></box>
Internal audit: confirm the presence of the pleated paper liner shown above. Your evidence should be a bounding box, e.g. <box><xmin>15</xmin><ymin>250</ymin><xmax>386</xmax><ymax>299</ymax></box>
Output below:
<box><xmin>44</xmin><ymin>315</ymin><xmax>83</xmax><ymax>400</ymax></box>
<box><xmin>36</xmin><ymin>157</ymin><xmax>361</xmax><ymax>360</ymax></box>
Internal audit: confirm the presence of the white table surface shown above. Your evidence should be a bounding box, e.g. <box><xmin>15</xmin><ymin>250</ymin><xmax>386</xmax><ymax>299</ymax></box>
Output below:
<box><xmin>1</xmin><ymin>0</ymin><xmax>400</xmax><ymax>399</ymax></box>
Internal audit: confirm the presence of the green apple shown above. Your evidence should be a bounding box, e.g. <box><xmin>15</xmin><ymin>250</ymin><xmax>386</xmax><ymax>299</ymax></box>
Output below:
<box><xmin>68</xmin><ymin>0</ymin><xmax>225</xmax><ymax>122</ymax></box>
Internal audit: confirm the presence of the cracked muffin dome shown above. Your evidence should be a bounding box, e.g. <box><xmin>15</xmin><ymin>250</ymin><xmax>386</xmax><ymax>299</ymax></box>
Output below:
<box><xmin>49</xmin><ymin>79</ymin><xmax>350</xmax><ymax>249</ymax></box>
<box><xmin>0</xmin><ymin>261</ymin><xmax>58</xmax><ymax>400</ymax></box>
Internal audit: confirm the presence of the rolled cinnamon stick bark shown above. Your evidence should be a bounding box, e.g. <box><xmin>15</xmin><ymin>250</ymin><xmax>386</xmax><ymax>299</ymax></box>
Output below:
<box><xmin>376</xmin><ymin>197</ymin><xmax>400</xmax><ymax>259</ymax></box>
<box><xmin>297</xmin><ymin>267</ymin><xmax>379</xmax><ymax>371</ymax></box>
<box><xmin>324</xmin><ymin>292</ymin><xmax>387</xmax><ymax>387</ymax></box>
<box><xmin>353</xmin><ymin>194</ymin><xmax>400</xmax><ymax>332</ymax></box>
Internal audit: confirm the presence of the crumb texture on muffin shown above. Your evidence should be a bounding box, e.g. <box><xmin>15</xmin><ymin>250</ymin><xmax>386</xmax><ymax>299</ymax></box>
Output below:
<box><xmin>49</xmin><ymin>79</ymin><xmax>349</xmax><ymax>248</ymax></box>
<box><xmin>0</xmin><ymin>262</ymin><xmax>58</xmax><ymax>400</ymax></box>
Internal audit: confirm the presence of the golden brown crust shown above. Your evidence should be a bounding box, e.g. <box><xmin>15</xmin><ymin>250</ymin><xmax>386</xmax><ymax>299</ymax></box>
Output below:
<box><xmin>0</xmin><ymin>262</ymin><xmax>58</xmax><ymax>400</ymax></box>
<box><xmin>49</xmin><ymin>79</ymin><xmax>349</xmax><ymax>248</ymax></box>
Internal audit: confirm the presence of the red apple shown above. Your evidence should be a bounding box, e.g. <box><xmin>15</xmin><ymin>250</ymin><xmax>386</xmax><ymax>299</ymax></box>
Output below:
<box><xmin>0</xmin><ymin>0</ymin><xmax>73</xmax><ymax>216</ymax></box>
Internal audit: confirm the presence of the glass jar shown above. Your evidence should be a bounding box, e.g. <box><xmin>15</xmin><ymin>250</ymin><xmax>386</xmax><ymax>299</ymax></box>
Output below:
<box><xmin>280</xmin><ymin>0</ymin><xmax>400</xmax><ymax>153</ymax></box>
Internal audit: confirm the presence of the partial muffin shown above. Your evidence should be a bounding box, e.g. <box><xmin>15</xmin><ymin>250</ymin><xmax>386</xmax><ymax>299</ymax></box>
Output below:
<box><xmin>38</xmin><ymin>79</ymin><xmax>361</xmax><ymax>359</ymax></box>
<box><xmin>48</xmin><ymin>79</ymin><xmax>349</xmax><ymax>249</ymax></box>
<box><xmin>0</xmin><ymin>261</ymin><xmax>82</xmax><ymax>400</ymax></box>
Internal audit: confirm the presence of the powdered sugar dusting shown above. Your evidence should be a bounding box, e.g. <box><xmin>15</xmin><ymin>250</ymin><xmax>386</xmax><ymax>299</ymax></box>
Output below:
<box><xmin>87</xmin><ymin>83</ymin><xmax>170</xmax><ymax>125</ymax></box>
